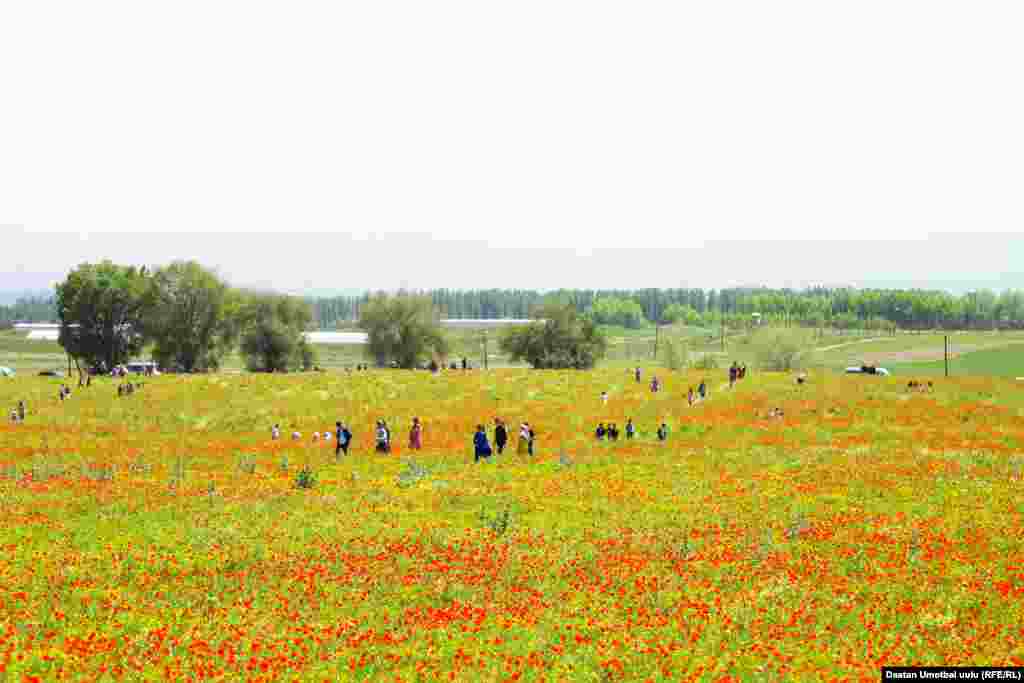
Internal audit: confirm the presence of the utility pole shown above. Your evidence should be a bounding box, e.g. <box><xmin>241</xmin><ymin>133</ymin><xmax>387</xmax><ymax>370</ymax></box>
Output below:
<box><xmin>653</xmin><ymin>323</ymin><xmax>659</xmax><ymax>360</ymax></box>
<box><xmin>481</xmin><ymin>330</ymin><xmax>488</xmax><ymax>370</ymax></box>
<box><xmin>944</xmin><ymin>334</ymin><xmax>949</xmax><ymax>377</ymax></box>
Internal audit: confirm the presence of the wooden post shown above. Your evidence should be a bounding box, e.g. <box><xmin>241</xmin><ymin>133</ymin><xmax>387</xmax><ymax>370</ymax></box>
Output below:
<box><xmin>653</xmin><ymin>324</ymin><xmax>659</xmax><ymax>360</ymax></box>
<box><xmin>944</xmin><ymin>335</ymin><xmax>949</xmax><ymax>377</ymax></box>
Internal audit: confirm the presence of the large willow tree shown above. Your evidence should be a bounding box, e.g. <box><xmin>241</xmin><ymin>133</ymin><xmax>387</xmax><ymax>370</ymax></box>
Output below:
<box><xmin>56</xmin><ymin>261</ymin><xmax>150</xmax><ymax>374</ymax></box>
<box><xmin>358</xmin><ymin>293</ymin><xmax>449</xmax><ymax>368</ymax></box>
<box><xmin>500</xmin><ymin>303</ymin><xmax>607</xmax><ymax>369</ymax></box>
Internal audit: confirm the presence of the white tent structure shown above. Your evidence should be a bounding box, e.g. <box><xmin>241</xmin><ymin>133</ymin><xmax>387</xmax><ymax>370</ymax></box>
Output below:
<box><xmin>0</xmin><ymin>367</ymin><xmax>14</xmax><ymax>377</ymax></box>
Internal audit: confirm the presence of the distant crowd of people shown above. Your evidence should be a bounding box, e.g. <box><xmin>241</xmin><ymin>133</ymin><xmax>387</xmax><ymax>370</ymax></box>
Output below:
<box><xmin>345</xmin><ymin>357</ymin><xmax>478</xmax><ymax>373</ymax></box>
<box><xmin>8</xmin><ymin>361</ymin><xmax>789</xmax><ymax>464</ymax></box>
<box><xmin>269</xmin><ymin>416</ymin><xmax>537</xmax><ymax>463</ymax></box>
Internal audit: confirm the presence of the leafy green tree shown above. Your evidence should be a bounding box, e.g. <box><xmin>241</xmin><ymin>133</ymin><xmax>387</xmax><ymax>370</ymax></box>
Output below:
<box><xmin>661</xmin><ymin>303</ymin><xmax>701</xmax><ymax>325</ymax></box>
<box><xmin>500</xmin><ymin>303</ymin><xmax>607</xmax><ymax>369</ymax></box>
<box><xmin>358</xmin><ymin>293</ymin><xmax>449</xmax><ymax>368</ymax></box>
<box><xmin>750</xmin><ymin>328</ymin><xmax>815</xmax><ymax>371</ymax></box>
<box><xmin>56</xmin><ymin>261</ymin><xmax>150</xmax><ymax>373</ymax></box>
<box><xmin>588</xmin><ymin>297</ymin><xmax>646</xmax><ymax>328</ymax></box>
<box><xmin>142</xmin><ymin>261</ymin><xmax>242</xmax><ymax>372</ymax></box>
<box><xmin>239</xmin><ymin>293</ymin><xmax>315</xmax><ymax>372</ymax></box>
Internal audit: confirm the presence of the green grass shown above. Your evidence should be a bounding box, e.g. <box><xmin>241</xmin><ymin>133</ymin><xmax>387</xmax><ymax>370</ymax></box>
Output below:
<box><xmin>889</xmin><ymin>343</ymin><xmax>1024</xmax><ymax>378</ymax></box>
<box><xmin>4</xmin><ymin>325</ymin><xmax>1023</xmax><ymax>377</ymax></box>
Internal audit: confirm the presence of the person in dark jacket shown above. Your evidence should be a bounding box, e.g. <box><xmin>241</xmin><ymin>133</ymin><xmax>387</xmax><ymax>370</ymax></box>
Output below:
<box><xmin>342</xmin><ymin>424</ymin><xmax>352</xmax><ymax>454</ymax></box>
<box><xmin>596</xmin><ymin>423</ymin><xmax>606</xmax><ymax>440</ymax></box>
<box><xmin>494</xmin><ymin>418</ymin><xmax>508</xmax><ymax>454</ymax></box>
<box><xmin>657</xmin><ymin>423</ymin><xmax>668</xmax><ymax>441</ymax></box>
<box><xmin>474</xmin><ymin>425</ymin><xmax>492</xmax><ymax>462</ymax></box>
<box><xmin>625</xmin><ymin>418</ymin><xmax>635</xmax><ymax>439</ymax></box>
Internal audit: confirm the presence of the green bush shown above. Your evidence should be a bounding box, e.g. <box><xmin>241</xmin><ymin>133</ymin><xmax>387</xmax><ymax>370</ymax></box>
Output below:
<box><xmin>294</xmin><ymin>466</ymin><xmax>316</xmax><ymax>489</ymax></box>
<box><xmin>750</xmin><ymin>329</ymin><xmax>815</xmax><ymax>371</ymax></box>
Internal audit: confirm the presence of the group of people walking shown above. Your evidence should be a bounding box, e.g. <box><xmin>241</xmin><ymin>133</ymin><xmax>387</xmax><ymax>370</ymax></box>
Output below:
<box><xmin>473</xmin><ymin>419</ymin><xmax>534</xmax><ymax>462</ymax></box>
<box><xmin>595</xmin><ymin>418</ymin><xmax>669</xmax><ymax>442</ymax></box>
<box><xmin>596</xmin><ymin>418</ymin><xmax>635</xmax><ymax>440</ymax></box>
<box><xmin>270</xmin><ymin>415</ymin><xmax>535</xmax><ymax>462</ymax></box>
<box><xmin>687</xmin><ymin>381</ymin><xmax>708</xmax><ymax>406</ymax></box>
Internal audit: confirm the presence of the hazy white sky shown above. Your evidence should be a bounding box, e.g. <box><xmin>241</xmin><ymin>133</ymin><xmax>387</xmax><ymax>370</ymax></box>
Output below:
<box><xmin>2</xmin><ymin>1</ymin><xmax>1022</xmax><ymax>292</ymax></box>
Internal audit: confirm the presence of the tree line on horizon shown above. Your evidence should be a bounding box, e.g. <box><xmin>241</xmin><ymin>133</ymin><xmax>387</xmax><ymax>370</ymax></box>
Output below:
<box><xmin>314</xmin><ymin>286</ymin><xmax>1024</xmax><ymax>331</ymax></box>
<box><xmin>6</xmin><ymin>282</ymin><xmax>1024</xmax><ymax>333</ymax></box>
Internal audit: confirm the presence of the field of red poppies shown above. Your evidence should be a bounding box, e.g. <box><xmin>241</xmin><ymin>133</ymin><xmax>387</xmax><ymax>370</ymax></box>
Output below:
<box><xmin>1</xmin><ymin>368</ymin><xmax>1023</xmax><ymax>681</ymax></box>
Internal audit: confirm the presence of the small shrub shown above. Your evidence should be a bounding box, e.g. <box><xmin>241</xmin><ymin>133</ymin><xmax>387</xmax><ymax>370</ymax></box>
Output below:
<box><xmin>168</xmin><ymin>456</ymin><xmax>185</xmax><ymax>488</ymax></box>
<box><xmin>479</xmin><ymin>505</ymin><xmax>513</xmax><ymax>536</ymax></box>
<box><xmin>83</xmin><ymin>464</ymin><xmax>116</xmax><ymax>482</ymax></box>
<box><xmin>396</xmin><ymin>460</ymin><xmax>429</xmax><ymax>488</ymax></box>
<box><xmin>238</xmin><ymin>455</ymin><xmax>256</xmax><ymax>475</ymax></box>
<box><xmin>294</xmin><ymin>466</ymin><xmax>316</xmax><ymax>489</ymax></box>
<box><xmin>750</xmin><ymin>329</ymin><xmax>815</xmax><ymax>371</ymax></box>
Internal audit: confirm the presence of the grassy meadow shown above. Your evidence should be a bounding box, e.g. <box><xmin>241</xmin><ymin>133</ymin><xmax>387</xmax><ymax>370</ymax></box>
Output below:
<box><xmin>2</xmin><ymin>367</ymin><xmax>1024</xmax><ymax>681</ymax></box>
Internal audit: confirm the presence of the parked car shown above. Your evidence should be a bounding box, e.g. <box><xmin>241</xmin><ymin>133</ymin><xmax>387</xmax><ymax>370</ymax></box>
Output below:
<box><xmin>124</xmin><ymin>362</ymin><xmax>160</xmax><ymax>375</ymax></box>
<box><xmin>845</xmin><ymin>365</ymin><xmax>890</xmax><ymax>376</ymax></box>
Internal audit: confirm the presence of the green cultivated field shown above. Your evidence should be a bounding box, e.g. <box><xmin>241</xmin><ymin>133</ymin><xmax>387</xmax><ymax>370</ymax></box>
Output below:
<box><xmin>889</xmin><ymin>343</ymin><xmax>1024</xmax><ymax>378</ymax></box>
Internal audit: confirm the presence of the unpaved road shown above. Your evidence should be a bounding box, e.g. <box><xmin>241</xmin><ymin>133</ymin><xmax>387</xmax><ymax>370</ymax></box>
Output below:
<box><xmin>813</xmin><ymin>338</ymin><xmax>883</xmax><ymax>353</ymax></box>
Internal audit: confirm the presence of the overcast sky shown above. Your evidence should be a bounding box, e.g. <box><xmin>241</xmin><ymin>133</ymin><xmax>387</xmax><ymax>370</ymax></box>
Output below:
<box><xmin>2</xmin><ymin>1</ymin><xmax>1022</xmax><ymax>294</ymax></box>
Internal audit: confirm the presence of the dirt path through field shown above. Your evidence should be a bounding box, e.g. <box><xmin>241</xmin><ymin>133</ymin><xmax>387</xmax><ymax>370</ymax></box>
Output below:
<box><xmin>813</xmin><ymin>338</ymin><xmax>883</xmax><ymax>353</ymax></box>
